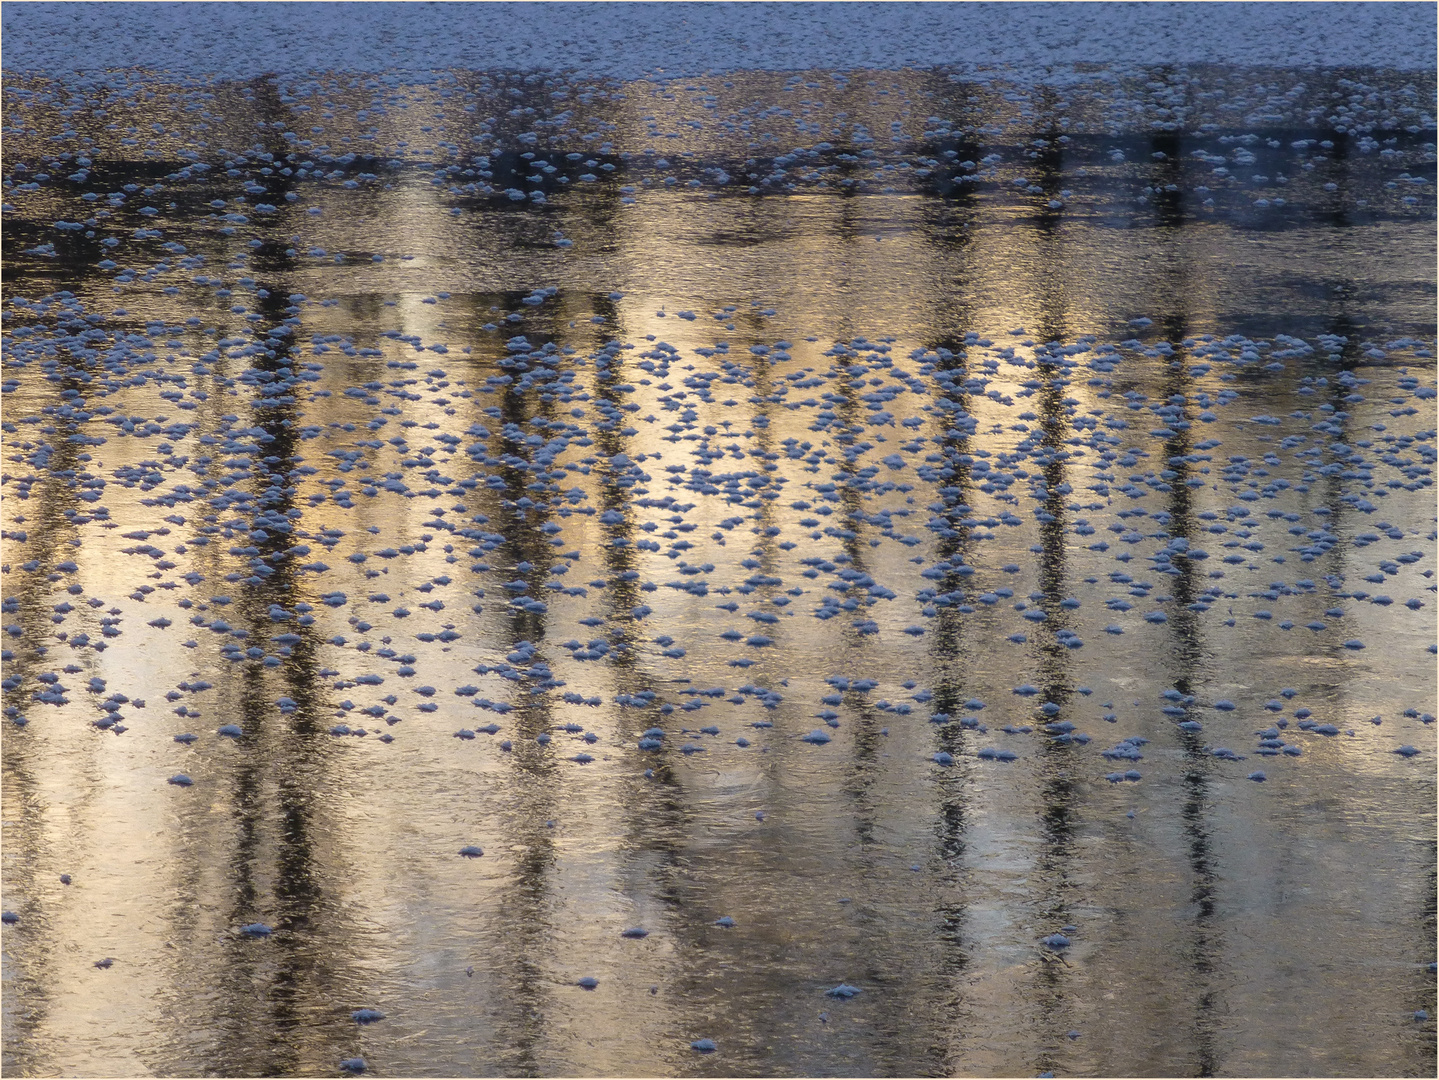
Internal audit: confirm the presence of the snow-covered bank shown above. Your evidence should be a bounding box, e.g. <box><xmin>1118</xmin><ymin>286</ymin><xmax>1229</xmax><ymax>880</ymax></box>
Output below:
<box><xmin>3</xmin><ymin>2</ymin><xmax>1435</xmax><ymax>79</ymax></box>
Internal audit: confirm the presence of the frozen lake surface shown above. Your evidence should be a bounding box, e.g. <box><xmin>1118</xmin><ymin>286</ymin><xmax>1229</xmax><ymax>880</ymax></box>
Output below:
<box><xmin>2</xmin><ymin>5</ymin><xmax>1436</xmax><ymax>1077</ymax></box>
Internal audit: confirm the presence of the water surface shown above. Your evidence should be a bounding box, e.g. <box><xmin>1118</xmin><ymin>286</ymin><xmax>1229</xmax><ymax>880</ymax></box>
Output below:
<box><xmin>2</xmin><ymin>64</ymin><xmax>1436</xmax><ymax>1077</ymax></box>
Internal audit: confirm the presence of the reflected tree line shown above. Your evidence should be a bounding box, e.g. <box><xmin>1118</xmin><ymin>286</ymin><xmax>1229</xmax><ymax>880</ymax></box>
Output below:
<box><xmin>2</xmin><ymin>65</ymin><xmax>1434</xmax><ymax>1078</ymax></box>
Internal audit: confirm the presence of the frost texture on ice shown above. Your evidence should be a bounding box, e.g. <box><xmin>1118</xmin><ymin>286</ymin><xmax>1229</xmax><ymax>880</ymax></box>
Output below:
<box><xmin>2</xmin><ymin>2</ymin><xmax>1433</xmax><ymax>79</ymax></box>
